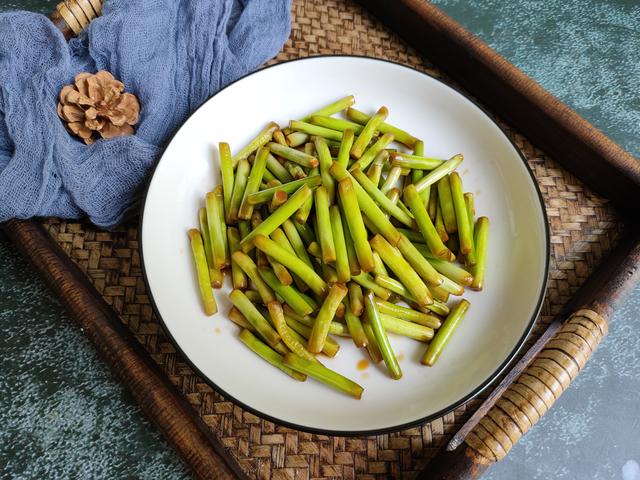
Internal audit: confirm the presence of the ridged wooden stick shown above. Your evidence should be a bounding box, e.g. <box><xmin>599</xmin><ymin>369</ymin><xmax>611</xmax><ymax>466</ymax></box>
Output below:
<box><xmin>422</xmin><ymin>232</ymin><xmax>640</xmax><ymax>480</ymax></box>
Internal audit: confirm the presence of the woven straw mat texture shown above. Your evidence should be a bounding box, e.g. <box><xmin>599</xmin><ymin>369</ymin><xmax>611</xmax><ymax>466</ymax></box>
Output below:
<box><xmin>40</xmin><ymin>0</ymin><xmax>623</xmax><ymax>478</ymax></box>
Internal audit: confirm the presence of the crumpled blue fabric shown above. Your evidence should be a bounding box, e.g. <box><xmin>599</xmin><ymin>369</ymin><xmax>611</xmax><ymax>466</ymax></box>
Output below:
<box><xmin>0</xmin><ymin>0</ymin><xmax>291</xmax><ymax>227</ymax></box>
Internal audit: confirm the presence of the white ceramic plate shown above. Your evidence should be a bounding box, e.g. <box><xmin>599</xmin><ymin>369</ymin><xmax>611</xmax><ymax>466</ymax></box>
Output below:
<box><xmin>141</xmin><ymin>56</ymin><xmax>549</xmax><ymax>434</ymax></box>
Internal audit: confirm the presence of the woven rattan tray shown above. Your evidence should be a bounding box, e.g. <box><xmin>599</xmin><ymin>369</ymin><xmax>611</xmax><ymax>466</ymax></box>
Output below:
<box><xmin>5</xmin><ymin>1</ymin><xmax>640</xmax><ymax>479</ymax></box>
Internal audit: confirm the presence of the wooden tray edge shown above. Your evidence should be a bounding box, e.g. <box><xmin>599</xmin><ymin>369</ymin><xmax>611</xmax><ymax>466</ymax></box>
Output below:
<box><xmin>358</xmin><ymin>0</ymin><xmax>640</xmax><ymax>218</ymax></box>
<box><xmin>1</xmin><ymin>219</ymin><xmax>246</xmax><ymax>480</ymax></box>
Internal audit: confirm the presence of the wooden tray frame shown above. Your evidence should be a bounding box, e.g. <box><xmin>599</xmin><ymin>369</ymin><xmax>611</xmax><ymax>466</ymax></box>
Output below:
<box><xmin>3</xmin><ymin>1</ymin><xmax>640</xmax><ymax>479</ymax></box>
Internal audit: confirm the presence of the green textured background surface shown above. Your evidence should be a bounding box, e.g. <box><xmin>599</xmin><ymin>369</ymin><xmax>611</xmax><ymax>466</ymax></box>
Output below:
<box><xmin>1</xmin><ymin>1</ymin><xmax>639</xmax><ymax>479</ymax></box>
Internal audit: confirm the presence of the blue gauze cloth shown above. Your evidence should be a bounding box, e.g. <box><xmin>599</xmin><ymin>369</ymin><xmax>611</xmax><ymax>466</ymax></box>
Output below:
<box><xmin>0</xmin><ymin>0</ymin><xmax>291</xmax><ymax>227</ymax></box>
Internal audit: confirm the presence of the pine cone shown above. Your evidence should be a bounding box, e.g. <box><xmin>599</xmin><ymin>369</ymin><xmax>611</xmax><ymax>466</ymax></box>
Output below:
<box><xmin>57</xmin><ymin>71</ymin><xmax>140</xmax><ymax>144</ymax></box>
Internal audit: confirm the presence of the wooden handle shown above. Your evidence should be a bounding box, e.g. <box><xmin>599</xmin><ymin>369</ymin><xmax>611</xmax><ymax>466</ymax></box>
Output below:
<box><xmin>420</xmin><ymin>309</ymin><xmax>608</xmax><ymax>480</ymax></box>
<box><xmin>55</xmin><ymin>0</ymin><xmax>102</xmax><ymax>37</ymax></box>
<box><xmin>422</xmin><ymin>232</ymin><xmax>640</xmax><ymax>480</ymax></box>
<box><xmin>2</xmin><ymin>220</ymin><xmax>244</xmax><ymax>480</ymax></box>
<box><xmin>465</xmin><ymin>309</ymin><xmax>606</xmax><ymax>463</ymax></box>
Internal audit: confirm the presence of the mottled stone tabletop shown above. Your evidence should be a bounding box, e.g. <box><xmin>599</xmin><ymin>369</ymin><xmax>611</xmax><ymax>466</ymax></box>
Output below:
<box><xmin>1</xmin><ymin>1</ymin><xmax>639</xmax><ymax>479</ymax></box>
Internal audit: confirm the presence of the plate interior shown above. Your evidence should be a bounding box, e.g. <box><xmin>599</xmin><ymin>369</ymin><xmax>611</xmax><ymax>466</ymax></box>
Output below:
<box><xmin>141</xmin><ymin>56</ymin><xmax>548</xmax><ymax>433</ymax></box>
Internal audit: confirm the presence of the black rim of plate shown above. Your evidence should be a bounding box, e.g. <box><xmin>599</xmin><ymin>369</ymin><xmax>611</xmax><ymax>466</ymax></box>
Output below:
<box><xmin>139</xmin><ymin>55</ymin><xmax>551</xmax><ymax>437</ymax></box>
